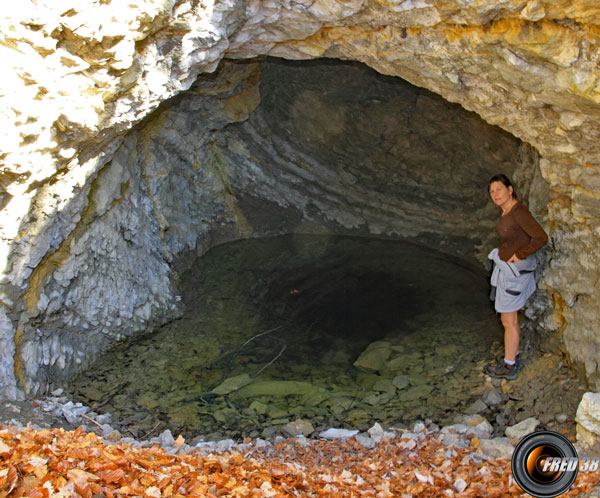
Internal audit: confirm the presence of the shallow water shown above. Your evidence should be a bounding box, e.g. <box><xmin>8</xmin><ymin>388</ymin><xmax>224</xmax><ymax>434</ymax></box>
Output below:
<box><xmin>69</xmin><ymin>234</ymin><xmax>503</xmax><ymax>440</ymax></box>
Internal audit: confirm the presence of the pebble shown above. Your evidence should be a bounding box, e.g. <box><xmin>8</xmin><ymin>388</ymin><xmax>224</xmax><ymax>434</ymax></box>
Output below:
<box><xmin>159</xmin><ymin>429</ymin><xmax>175</xmax><ymax>447</ymax></box>
<box><xmin>556</xmin><ymin>413</ymin><xmax>568</xmax><ymax>423</ymax></box>
<box><xmin>355</xmin><ymin>433</ymin><xmax>376</xmax><ymax>449</ymax></box>
<box><xmin>465</xmin><ymin>399</ymin><xmax>488</xmax><ymax>414</ymax></box>
<box><xmin>482</xmin><ymin>388</ymin><xmax>503</xmax><ymax>406</ymax></box>
<box><xmin>368</xmin><ymin>422</ymin><xmax>385</xmax><ymax>442</ymax></box>
<box><xmin>454</xmin><ymin>477</ymin><xmax>467</xmax><ymax>493</ymax></box>
<box><xmin>441</xmin><ymin>433</ymin><xmax>467</xmax><ymax>448</ymax></box>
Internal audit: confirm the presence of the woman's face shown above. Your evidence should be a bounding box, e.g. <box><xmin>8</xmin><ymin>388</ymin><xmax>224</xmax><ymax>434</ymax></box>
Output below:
<box><xmin>489</xmin><ymin>181</ymin><xmax>513</xmax><ymax>206</ymax></box>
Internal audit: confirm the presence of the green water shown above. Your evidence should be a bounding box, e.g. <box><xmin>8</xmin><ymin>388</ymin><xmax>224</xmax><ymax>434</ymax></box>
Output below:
<box><xmin>69</xmin><ymin>234</ymin><xmax>502</xmax><ymax>440</ymax></box>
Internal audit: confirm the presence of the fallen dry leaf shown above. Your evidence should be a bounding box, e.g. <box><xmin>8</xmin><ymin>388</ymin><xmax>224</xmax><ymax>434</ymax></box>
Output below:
<box><xmin>173</xmin><ymin>434</ymin><xmax>185</xmax><ymax>448</ymax></box>
<box><xmin>0</xmin><ymin>422</ymin><xmax>599</xmax><ymax>498</ymax></box>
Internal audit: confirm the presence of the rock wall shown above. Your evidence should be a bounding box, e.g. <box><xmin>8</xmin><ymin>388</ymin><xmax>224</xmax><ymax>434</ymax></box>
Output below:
<box><xmin>1</xmin><ymin>0</ymin><xmax>600</xmax><ymax>397</ymax></box>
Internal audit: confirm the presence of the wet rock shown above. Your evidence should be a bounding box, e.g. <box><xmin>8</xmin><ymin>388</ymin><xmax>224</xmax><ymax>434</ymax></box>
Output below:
<box><xmin>361</xmin><ymin>392</ymin><xmax>384</xmax><ymax>405</ymax></box>
<box><xmin>262</xmin><ymin>426</ymin><xmax>279</xmax><ymax>439</ymax></box>
<box><xmin>408</xmin><ymin>374</ymin><xmax>428</xmax><ymax>386</ymax></box>
<box><xmin>269</xmin><ymin>418</ymin><xmax>290</xmax><ymax>425</ymax></box>
<box><xmin>372</xmin><ymin>378</ymin><xmax>396</xmax><ymax>394</ymax></box>
<box><xmin>281</xmin><ymin>419</ymin><xmax>314</xmax><ymax>437</ymax></box>
<box><xmin>505</xmin><ymin>416</ymin><xmax>540</xmax><ymax>439</ymax></box>
<box><xmin>238</xmin><ymin>380</ymin><xmax>324</xmax><ymax>397</ymax></box>
<box><xmin>353</xmin><ymin>341</ymin><xmax>391</xmax><ymax>372</ymax></box>
<box><xmin>212</xmin><ymin>408</ymin><xmax>237</xmax><ymax>423</ymax></box>
<box><xmin>266</xmin><ymin>406</ymin><xmax>288</xmax><ymax>419</ymax></box>
<box><xmin>344</xmin><ymin>409</ymin><xmax>370</xmax><ymax>425</ymax></box>
<box><xmin>212</xmin><ymin>373</ymin><xmax>253</xmax><ymax>394</ymax></box>
<box><xmin>482</xmin><ymin>388</ymin><xmax>503</xmax><ymax>406</ymax></box>
<box><xmin>399</xmin><ymin>385</ymin><xmax>433</xmax><ymax>401</ymax></box>
<box><xmin>249</xmin><ymin>400</ymin><xmax>268</xmax><ymax>414</ymax></box>
<box><xmin>479</xmin><ymin>437</ymin><xmax>514</xmax><ymax>459</ymax></box>
<box><xmin>391</xmin><ymin>375</ymin><xmax>410</xmax><ymax>390</ymax></box>
<box><xmin>465</xmin><ymin>399</ymin><xmax>488</xmax><ymax>415</ymax></box>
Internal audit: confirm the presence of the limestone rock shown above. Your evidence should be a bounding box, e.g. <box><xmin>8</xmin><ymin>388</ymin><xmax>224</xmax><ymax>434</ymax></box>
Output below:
<box><xmin>479</xmin><ymin>438</ymin><xmax>515</xmax><ymax>459</ymax></box>
<box><xmin>465</xmin><ymin>399</ymin><xmax>488</xmax><ymax>415</ymax></box>
<box><xmin>505</xmin><ymin>417</ymin><xmax>540</xmax><ymax>439</ymax></box>
<box><xmin>368</xmin><ymin>422</ymin><xmax>385</xmax><ymax>443</ymax></box>
<box><xmin>281</xmin><ymin>419</ymin><xmax>314</xmax><ymax>437</ymax></box>
<box><xmin>212</xmin><ymin>374</ymin><xmax>253</xmax><ymax>395</ymax></box>
<box><xmin>391</xmin><ymin>375</ymin><xmax>410</xmax><ymax>390</ymax></box>
<box><xmin>355</xmin><ymin>433</ymin><xmax>376</xmax><ymax>449</ymax></box>
<box><xmin>482</xmin><ymin>388</ymin><xmax>503</xmax><ymax>406</ymax></box>
<box><xmin>237</xmin><ymin>380</ymin><xmax>323</xmax><ymax>397</ymax></box>
<box><xmin>576</xmin><ymin>392</ymin><xmax>600</xmax><ymax>448</ymax></box>
<box><xmin>159</xmin><ymin>429</ymin><xmax>175</xmax><ymax>448</ymax></box>
<box><xmin>319</xmin><ymin>428</ymin><xmax>359</xmax><ymax>439</ymax></box>
<box><xmin>399</xmin><ymin>385</ymin><xmax>434</xmax><ymax>401</ymax></box>
<box><xmin>353</xmin><ymin>341</ymin><xmax>391</xmax><ymax>372</ymax></box>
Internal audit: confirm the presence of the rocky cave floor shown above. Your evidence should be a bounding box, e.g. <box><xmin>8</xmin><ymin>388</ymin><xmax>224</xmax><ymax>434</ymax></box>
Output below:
<box><xmin>3</xmin><ymin>348</ymin><xmax>600</xmax><ymax>497</ymax></box>
<box><xmin>0</xmin><ymin>346</ymin><xmax>588</xmax><ymax>441</ymax></box>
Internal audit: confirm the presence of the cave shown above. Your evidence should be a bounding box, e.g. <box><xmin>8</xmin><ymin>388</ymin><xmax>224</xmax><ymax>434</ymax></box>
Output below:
<box><xmin>2</xmin><ymin>0</ymin><xmax>600</xmax><ymax>446</ymax></box>
<box><xmin>11</xmin><ymin>57</ymin><xmax>564</xmax><ymax>438</ymax></box>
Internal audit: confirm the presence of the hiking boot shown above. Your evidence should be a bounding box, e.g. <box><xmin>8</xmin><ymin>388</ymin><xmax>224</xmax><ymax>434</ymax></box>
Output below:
<box><xmin>485</xmin><ymin>359</ymin><xmax>518</xmax><ymax>380</ymax></box>
<box><xmin>495</xmin><ymin>352</ymin><xmax>522</xmax><ymax>370</ymax></box>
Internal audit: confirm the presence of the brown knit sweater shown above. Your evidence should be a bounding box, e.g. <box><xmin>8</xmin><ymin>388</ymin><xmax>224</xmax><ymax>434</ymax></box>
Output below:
<box><xmin>496</xmin><ymin>201</ymin><xmax>548</xmax><ymax>261</ymax></box>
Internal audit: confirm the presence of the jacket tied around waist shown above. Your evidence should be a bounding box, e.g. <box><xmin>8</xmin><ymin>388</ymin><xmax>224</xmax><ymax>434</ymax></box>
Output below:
<box><xmin>487</xmin><ymin>247</ymin><xmax>536</xmax><ymax>313</ymax></box>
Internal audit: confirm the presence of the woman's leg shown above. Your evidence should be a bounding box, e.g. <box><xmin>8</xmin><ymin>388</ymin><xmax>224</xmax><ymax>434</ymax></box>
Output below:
<box><xmin>501</xmin><ymin>311</ymin><xmax>519</xmax><ymax>362</ymax></box>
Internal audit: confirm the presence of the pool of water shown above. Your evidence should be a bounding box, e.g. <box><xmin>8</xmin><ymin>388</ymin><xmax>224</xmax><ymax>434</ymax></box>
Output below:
<box><xmin>68</xmin><ymin>234</ymin><xmax>503</xmax><ymax>440</ymax></box>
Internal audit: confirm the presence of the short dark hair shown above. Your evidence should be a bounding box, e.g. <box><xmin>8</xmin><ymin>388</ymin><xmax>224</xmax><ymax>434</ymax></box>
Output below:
<box><xmin>488</xmin><ymin>174</ymin><xmax>517</xmax><ymax>199</ymax></box>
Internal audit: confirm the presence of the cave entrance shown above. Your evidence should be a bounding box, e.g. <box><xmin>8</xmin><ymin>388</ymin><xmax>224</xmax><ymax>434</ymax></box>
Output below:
<box><xmin>69</xmin><ymin>234</ymin><xmax>501</xmax><ymax>441</ymax></box>
<box><xmin>65</xmin><ymin>56</ymin><xmax>555</xmax><ymax>441</ymax></box>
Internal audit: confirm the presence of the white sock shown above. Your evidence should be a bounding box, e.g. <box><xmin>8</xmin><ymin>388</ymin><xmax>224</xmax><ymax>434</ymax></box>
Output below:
<box><xmin>504</xmin><ymin>358</ymin><xmax>516</xmax><ymax>366</ymax></box>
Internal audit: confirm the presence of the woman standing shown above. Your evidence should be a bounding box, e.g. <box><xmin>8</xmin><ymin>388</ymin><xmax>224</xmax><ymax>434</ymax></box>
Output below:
<box><xmin>485</xmin><ymin>174</ymin><xmax>548</xmax><ymax>380</ymax></box>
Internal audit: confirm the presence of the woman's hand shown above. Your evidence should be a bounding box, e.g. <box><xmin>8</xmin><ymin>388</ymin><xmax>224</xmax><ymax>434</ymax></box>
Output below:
<box><xmin>507</xmin><ymin>254</ymin><xmax>522</xmax><ymax>263</ymax></box>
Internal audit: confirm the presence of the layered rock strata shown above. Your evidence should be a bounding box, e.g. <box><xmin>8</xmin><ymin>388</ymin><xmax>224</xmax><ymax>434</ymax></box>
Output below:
<box><xmin>1</xmin><ymin>0</ymin><xmax>600</xmax><ymax>397</ymax></box>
